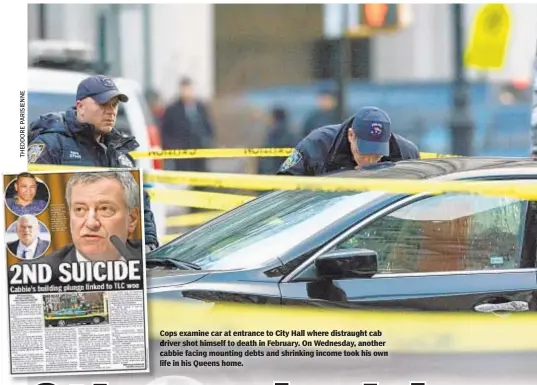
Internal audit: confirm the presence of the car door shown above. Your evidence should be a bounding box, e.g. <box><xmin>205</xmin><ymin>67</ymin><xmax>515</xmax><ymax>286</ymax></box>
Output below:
<box><xmin>280</xmin><ymin>186</ymin><xmax>537</xmax><ymax>312</ymax></box>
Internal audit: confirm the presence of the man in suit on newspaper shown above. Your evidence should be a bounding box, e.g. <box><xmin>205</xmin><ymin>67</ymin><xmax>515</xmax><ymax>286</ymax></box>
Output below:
<box><xmin>6</xmin><ymin>214</ymin><xmax>50</xmax><ymax>260</ymax></box>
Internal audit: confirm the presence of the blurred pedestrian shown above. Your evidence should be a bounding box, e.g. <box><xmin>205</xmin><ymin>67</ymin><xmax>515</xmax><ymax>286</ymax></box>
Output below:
<box><xmin>258</xmin><ymin>106</ymin><xmax>298</xmax><ymax>175</ymax></box>
<box><xmin>160</xmin><ymin>76</ymin><xmax>215</xmax><ymax>172</ymax></box>
<box><xmin>27</xmin><ymin>74</ymin><xmax>159</xmax><ymax>251</ymax></box>
<box><xmin>301</xmin><ymin>88</ymin><xmax>339</xmax><ymax>137</ymax></box>
<box><xmin>278</xmin><ymin>106</ymin><xmax>420</xmax><ymax>176</ymax></box>
<box><xmin>145</xmin><ymin>88</ymin><xmax>165</xmax><ymax>128</ymax></box>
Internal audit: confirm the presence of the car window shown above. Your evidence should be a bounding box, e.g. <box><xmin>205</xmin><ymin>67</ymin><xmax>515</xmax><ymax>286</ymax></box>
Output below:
<box><xmin>149</xmin><ymin>190</ymin><xmax>388</xmax><ymax>271</ymax></box>
<box><xmin>332</xmin><ymin>193</ymin><xmax>528</xmax><ymax>273</ymax></box>
<box><xmin>28</xmin><ymin>91</ymin><xmax>133</xmax><ymax>137</ymax></box>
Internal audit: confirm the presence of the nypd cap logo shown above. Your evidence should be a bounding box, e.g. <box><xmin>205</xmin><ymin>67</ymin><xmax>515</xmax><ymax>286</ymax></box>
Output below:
<box><xmin>99</xmin><ymin>76</ymin><xmax>116</xmax><ymax>88</ymax></box>
<box><xmin>369</xmin><ymin>122</ymin><xmax>383</xmax><ymax>137</ymax></box>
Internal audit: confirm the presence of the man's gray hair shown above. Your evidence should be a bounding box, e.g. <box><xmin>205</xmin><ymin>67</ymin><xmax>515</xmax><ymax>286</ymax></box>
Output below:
<box><xmin>66</xmin><ymin>171</ymin><xmax>140</xmax><ymax>210</ymax></box>
<box><xmin>16</xmin><ymin>214</ymin><xmax>39</xmax><ymax>232</ymax></box>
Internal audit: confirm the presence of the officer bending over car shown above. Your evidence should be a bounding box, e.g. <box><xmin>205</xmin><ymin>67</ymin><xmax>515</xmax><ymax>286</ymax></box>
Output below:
<box><xmin>277</xmin><ymin>106</ymin><xmax>419</xmax><ymax>176</ymax></box>
<box><xmin>27</xmin><ymin>75</ymin><xmax>159</xmax><ymax>252</ymax></box>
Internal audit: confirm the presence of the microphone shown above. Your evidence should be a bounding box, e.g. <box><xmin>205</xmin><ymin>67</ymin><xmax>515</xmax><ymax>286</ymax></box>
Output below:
<box><xmin>109</xmin><ymin>235</ymin><xmax>136</xmax><ymax>260</ymax></box>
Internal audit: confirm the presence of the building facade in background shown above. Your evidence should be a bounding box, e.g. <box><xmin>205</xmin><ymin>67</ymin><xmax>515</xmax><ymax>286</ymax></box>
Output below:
<box><xmin>28</xmin><ymin>3</ymin><xmax>537</xmax><ymax>102</ymax></box>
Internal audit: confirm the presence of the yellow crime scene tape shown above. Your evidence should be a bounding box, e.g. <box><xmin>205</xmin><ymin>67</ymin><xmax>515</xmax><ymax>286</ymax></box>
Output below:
<box><xmin>149</xmin><ymin>301</ymin><xmax>537</xmax><ymax>353</ymax></box>
<box><xmin>28</xmin><ymin>159</ymin><xmax>537</xmax><ymax>225</ymax></box>
<box><xmin>166</xmin><ymin>211</ymin><xmax>224</xmax><ymax>227</ymax></box>
<box><xmin>27</xmin><ymin>158</ymin><xmax>537</xmax><ymax>353</ymax></box>
<box><xmin>159</xmin><ymin>233</ymin><xmax>182</xmax><ymax>244</ymax></box>
<box><xmin>144</xmin><ymin>170</ymin><xmax>537</xmax><ymax>201</ymax></box>
<box><xmin>146</xmin><ymin>189</ymin><xmax>254</xmax><ymax>211</ymax></box>
<box><xmin>128</xmin><ymin>147</ymin><xmax>457</xmax><ymax>160</ymax></box>
<box><xmin>26</xmin><ymin>150</ymin><xmax>517</xmax><ymax>244</ymax></box>
<box><xmin>130</xmin><ymin>147</ymin><xmax>295</xmax><ymax>159</ymax></box>
<box><xmin>420</xmin><ymin>152</ymin><xmax>458</xmax><ymax>158</ymax></box>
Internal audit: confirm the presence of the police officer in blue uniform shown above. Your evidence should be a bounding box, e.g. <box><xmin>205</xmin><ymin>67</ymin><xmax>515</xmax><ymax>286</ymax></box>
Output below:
<box><xmin>27</xmin><ymin>75</ymin><xmax>159</xmax><ymax>251</ymax></box>
<box><xmin>277</xmin><ymin>106</ymin><xmax>419</xmax><ymax>176</ymax></box>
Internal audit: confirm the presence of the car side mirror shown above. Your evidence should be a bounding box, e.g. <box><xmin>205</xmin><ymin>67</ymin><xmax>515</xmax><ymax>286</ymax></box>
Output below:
<box><xmin>315</xmin><ymin>248</ymin><xmax>378</xmax><ymax>279</ymax></box>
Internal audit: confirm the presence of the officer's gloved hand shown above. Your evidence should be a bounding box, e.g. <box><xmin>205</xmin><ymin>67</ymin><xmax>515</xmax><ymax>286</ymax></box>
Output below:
<box><xmin>145</xmin><ymin>244</ymin><xmax>157</xmax><ymax>253</ymax></box>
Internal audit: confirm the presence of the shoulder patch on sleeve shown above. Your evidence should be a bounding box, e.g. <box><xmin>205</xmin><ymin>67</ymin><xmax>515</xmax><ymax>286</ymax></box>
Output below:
<box><xmin>118</xmin><ymin>154</ymin><xmax>134</xmax><ymax>167</ymax></box>
<box><xmin>280</xmin><ymin>149</ymin><xmax>302</xmax><ymax>172</ymax></box>
<box><xmin>28</xmin><ymin>143</ymin><xmax>45</xmax><ymax>163</ymax></box>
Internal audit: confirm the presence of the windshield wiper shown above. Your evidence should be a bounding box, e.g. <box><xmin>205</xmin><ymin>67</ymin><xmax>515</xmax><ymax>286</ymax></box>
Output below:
<box><xmin>146</xmin><ymin>258</ymin><xmax>201</xmax><ymax>270</ymax></box>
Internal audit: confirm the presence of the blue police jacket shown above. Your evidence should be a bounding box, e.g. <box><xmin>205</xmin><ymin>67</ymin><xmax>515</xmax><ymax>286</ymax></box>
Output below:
<box><xmin>277</xmin><ymin>116</ymin><xmax>420</xmax><ymax>176</ymax></box>
<box><xmin>27</xmin><ymin>107</ymin><xmax>158</xmax><ymax>247</ymax></box>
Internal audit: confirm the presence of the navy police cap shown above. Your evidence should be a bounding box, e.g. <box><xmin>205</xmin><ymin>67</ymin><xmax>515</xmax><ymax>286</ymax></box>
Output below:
<box><xmin>351</xmin><ymin>106</ymin><xmax>392</xmax><ymax>156</ymax></box>
<box><xmin>76</xmin><ymin>75</ymin><xmax>129</xmax><ymax>104</ymax></box>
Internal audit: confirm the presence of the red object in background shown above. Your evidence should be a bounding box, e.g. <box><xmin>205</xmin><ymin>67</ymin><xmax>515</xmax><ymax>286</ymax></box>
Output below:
<box><xmin>148</xmin><ymin>123</ymin><xmax>164</xmax><ymax>170</ymax></box>
<box><xmin>512</xmin><ymin>78</ymin><xmax>530</xmax><ymax>90</ymax></box>
<box><xmin>363</xmin><ymin>4</ymin><xmax>390</xmax><ymax>28</ymax></box>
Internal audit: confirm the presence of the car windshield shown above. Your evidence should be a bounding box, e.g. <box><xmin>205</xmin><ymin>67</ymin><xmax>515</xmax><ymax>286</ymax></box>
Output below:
<box><xmin>28</xmin><ymin>91</ymin><xmax>131</xmax><ymax>136</ymax></box>
<box><xmin>149</xmin><ymin>190</ymin><xmax>388</xmax><ymax>270</ymax></box>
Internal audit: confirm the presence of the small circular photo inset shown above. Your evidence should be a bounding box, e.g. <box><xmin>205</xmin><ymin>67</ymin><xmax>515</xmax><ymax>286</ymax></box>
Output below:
<box><xmin>5</xmin><ymin>215</ymin><xmax>51</xmax><ymax>260</ymax></box>
<box><xmin>4</xmin><ymin>172</ymin><xmax>50</xmax><ymax>216</ymax></box>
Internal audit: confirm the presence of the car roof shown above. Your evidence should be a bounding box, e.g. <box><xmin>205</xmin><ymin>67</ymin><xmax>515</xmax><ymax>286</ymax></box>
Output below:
<box><xmin>28</xmin><ymin>67</ymin><xmax>89</xmax><ymax>93</ymax></box>
<box><xmin>331</xmin><ymin>157</ymin><xmax>537</xmax><ymax>180</ymax></box>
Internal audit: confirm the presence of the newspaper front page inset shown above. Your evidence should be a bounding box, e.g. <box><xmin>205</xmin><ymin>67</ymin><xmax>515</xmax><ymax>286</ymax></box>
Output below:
<box><xmin>4</xmin><ymin>169</ymin><xmax>150</xmax><ymax>376</ymax></box>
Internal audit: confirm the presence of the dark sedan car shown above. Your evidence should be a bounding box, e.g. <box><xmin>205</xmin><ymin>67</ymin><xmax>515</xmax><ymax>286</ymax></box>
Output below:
<box><xmin>146</xmin><ymin>157</ymin><xmax>537</xmax><ymax>313</ymax></box>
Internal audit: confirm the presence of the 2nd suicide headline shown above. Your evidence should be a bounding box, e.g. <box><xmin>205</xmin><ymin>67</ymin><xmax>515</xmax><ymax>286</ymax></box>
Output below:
<box><xmin>9</xmin><ymin>258</ymin><xmax>143</xmax><ymax>294</ymax></box>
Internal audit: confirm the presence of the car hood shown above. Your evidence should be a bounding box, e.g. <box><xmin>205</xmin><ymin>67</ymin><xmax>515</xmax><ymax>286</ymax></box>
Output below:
<box><xmin>147</xmin><ymin>268</ymin><xmax>210</xmax><ymax>289</ymax></box>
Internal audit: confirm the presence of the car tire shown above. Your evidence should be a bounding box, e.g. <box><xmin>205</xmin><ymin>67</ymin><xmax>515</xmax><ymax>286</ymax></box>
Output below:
<box><xmin>57</xmin><ymin>320</ymin><xmax>66</xmax><ymax>327</ymax></box>
<box><xmin>92</xmin><ymin>317</ymin><xmax>102</xmax><ymax>324</ymax></box>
